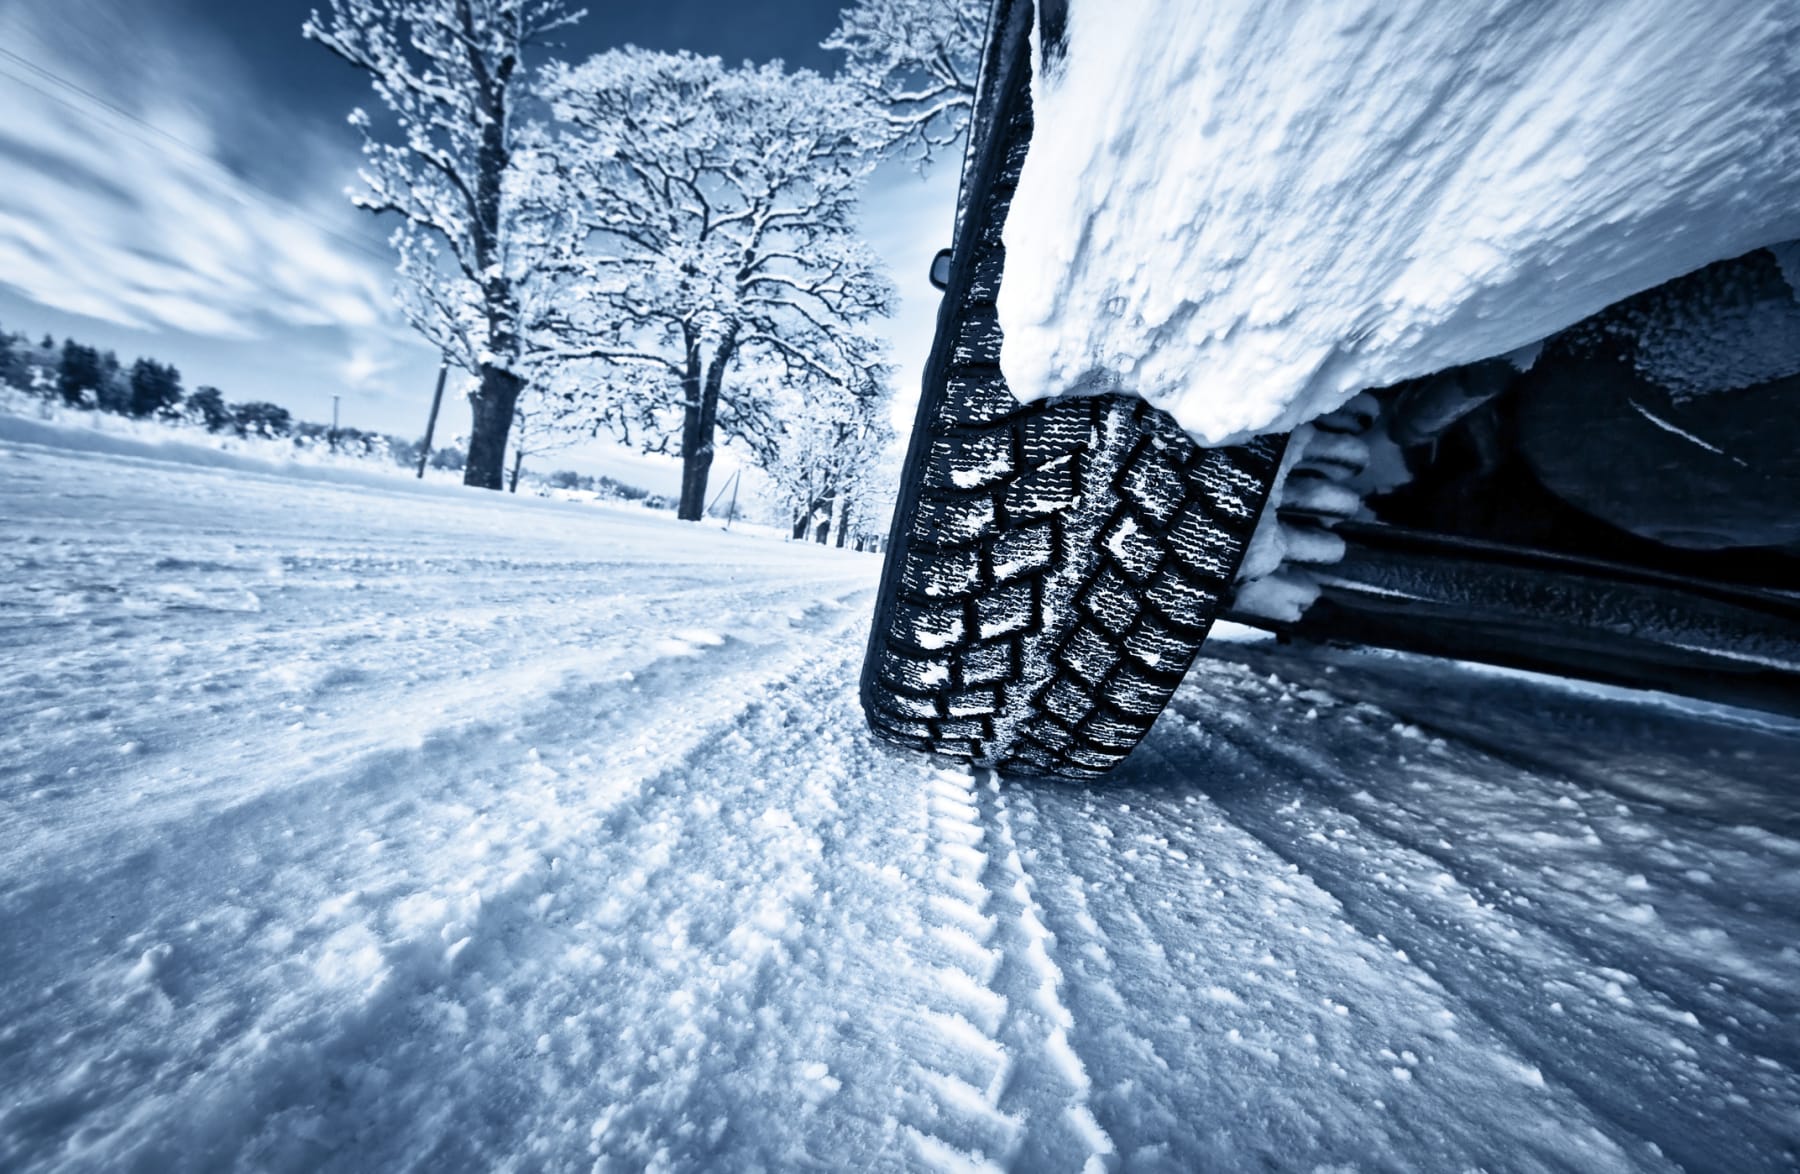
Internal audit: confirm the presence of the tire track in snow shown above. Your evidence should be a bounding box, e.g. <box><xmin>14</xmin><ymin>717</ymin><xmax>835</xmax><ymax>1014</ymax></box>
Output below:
<box><xmin>548</xmin><ymin>645</ymin><xmax>869</xmax><ymax>1171</ymax></box>
<box><xmin>0</xmin><ymin>594</ymin><xmax>885</xmax><ymax>1171</ymax></box>
<box><xmin>1206</xmin><ymin>701</ymin><xmax>1800</xmax><ymax>1039</ymax></box>
<box><xmin>1151</xmin><ymin>693</ymin><xmax>1767</xmax><ymax>1170</ymax></box>
<box><xmin>892</xmin><ymin>766</ymin><xmax>1114</xmax><ymax>1173</ymax></box>
<box><xmin>894</xmin><ymin>766</ymin><xmax>1021</xmax><ymax>1170</ymax></box>
<box><xmin>993</xmin><ymin>783</ymin><xmax>1185</xmax><ymax>1166</ymax></box>
<box><xmin>995</xmin><ymin>718</ymin><xmax>1657</xmax><ymax>1171</ymax></box>
<box><xmin>1</xmin><ymin>582</ymin><xmax>875</xmax><ymax>877</ymax></box>
<box><xmin>4</xmin><ymin>568</ymin><xmax>860</xmax><ymax>730</ymax></box>
<box><xmin>972</xmin><ymin>774</ymin><xmax>1117</xmax><ymax>1172</ymax></box>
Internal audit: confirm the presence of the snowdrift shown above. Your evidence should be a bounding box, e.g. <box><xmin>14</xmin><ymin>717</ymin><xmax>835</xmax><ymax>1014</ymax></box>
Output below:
<box><xmin>997</xmin><ymin>0</ymin><xmax>1800</xmax><ymax>445</ymax></box>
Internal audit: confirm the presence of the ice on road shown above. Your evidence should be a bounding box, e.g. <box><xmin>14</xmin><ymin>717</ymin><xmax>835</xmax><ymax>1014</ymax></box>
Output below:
<box><xmin>2</xmin><ymin>432</ymin><xmax>1797</xmax><ymax>1171</ymax></box>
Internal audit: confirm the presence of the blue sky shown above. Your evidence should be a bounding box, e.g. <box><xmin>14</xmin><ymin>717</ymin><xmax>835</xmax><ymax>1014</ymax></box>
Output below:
<box><xmin>0</xmin><ymin>0</ymin><xmax>956</xmax><ymax>492</ymax></box>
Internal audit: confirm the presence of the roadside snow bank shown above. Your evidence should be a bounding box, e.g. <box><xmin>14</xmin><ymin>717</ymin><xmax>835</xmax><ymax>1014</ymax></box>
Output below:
<box><xmin>998</xmin><ymin>0</ymin><xmax>1800</xmax><ymax>445</ymax></box>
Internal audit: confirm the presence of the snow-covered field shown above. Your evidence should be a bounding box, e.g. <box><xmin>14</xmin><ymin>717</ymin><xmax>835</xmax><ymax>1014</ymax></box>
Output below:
<box><xmin>3</xmin><ymin>426</ymin><xmax>1798</xmax><ymax>1171</ymax></box>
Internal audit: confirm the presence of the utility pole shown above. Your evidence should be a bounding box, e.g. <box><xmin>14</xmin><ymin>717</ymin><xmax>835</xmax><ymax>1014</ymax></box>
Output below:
<box><xmin>705</xmin><ymin>469</ymin><xmax>742</xmax><ymax>529</ymax></box>
<box><xmin>416</xmin><ymin>362</ymin><xmax>448</xmax><ymax>478</ymax></box>
<box><xmin>330</xmin><ymin>394</ymin><xmax>341</xmax><ymax>451</ymax></box>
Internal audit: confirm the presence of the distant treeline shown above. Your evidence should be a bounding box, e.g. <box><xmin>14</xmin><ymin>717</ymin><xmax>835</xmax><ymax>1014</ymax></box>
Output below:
<box><xmin>1</xmin><ymin>322</ymin><xmax>680</xmax><ymax>508</ymax></box>
<box><xmin>543</xmin><ymin>469</ymin><xmax>675</xmax><ymax>512</ymax></box>
<box><xmin>0</xmin><ymin>323</ymin><xmax>467</xmax><ymax>471</ymax></box>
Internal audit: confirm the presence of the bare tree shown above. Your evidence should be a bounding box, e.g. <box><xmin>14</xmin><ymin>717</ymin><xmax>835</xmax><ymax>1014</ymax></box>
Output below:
<box><xmin>533</xmin><ymin>50</ymin><xmax>895</xmax><ymax>521</ymax></box>
<box><xmin>824</xmin><ymin>0</ymin><xmax>988</xmax><ymax>163</ymax></box>
<box><xmin>304</xmin><ymin>0</ymin><xmax>583</xmax><ymax>490</ymax></box>
<box><xmin>504</xmin><ymin>394</ymin><xmax>582</xmax><ymax>492</ymax></box>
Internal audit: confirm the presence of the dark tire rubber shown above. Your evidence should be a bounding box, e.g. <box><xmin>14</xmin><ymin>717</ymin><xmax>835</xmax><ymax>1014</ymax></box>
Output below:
<box><xmin>860</xmin><ymin>1</ymin><xmax>1284</xmax><ymax>780</ymax></box>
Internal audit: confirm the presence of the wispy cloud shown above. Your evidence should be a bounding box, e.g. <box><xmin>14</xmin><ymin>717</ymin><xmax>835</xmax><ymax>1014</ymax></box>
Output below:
<box><xmin>0</xmin><ymin>0</ymin><xmax>397</xmax><ymax>342</ymax></box>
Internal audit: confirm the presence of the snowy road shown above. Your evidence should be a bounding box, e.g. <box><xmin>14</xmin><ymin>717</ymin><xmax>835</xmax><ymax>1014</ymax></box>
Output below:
<box><xmin>3</xmin><ymin>432</ymin><xmax>1798</xmax><ymax>1172</ymax></box>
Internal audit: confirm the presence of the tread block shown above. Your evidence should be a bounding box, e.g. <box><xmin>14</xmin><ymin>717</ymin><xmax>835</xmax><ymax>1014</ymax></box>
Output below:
<box><xmin>937</xmin><ymin>369</ymin><xmax>1022</xmax><ymax>428</ymax></box>
<box><xmin>870</xmin><ymin>711</ymin><xmax>935</xmax><ymax>740</ymax></box>
<box><xmin>1123</xmin><ymin>612</ymin><xmax>1199</xmax><ymax>676</ymax></box>
<box><xmin>1064</xmin><ymin>743</ymin><xmax>1125</xmax><ymax>772</ymax></box>
<box><xmin>935</xmin><ymin>717</ymin><xmax>989</xmax><ymax>741</ymax></box>
<box><xmin>901</xmin><ymin>544</ymin><xmax>982</xmax><ymax>601</ymax></box>
<box><xmin>976</xmin><ymin>187</ymin><xmax>1014</xmax><ymax>251</ymax></box>
<box><xmin>1117</xmin><ymin>445</ymin><xmax>1187</xmax><ymax>526</ymax></box>
<box><xmin>879</xmin><ymin>691</ymin><xmax>941</xmax><ymax>720</ymax></box>
<box><xmin>1106</xmin><ymin>665</ymin><xmax>1170</xmax><ymax>718</ymax></box>
<box><xmin>952</xmin><ymin>306</ymin><xmax>1004</xmax><ymax>366</ymax></box>
<box><xmin>1019</xmin><ymin>407</ymin><xmax>1092</xmax><ymax>465</ymax></box>
<box><xmin>916</xmin><ymin>495</ymin><xmax>997</xmax><ymax>547</ymax></box>
<box><xmin>959</xmin><ymin>640</ymin><xmax>1016</xmax><ymax>687</ymax></box>
<box><xmin>1188</xmin><ymin>449</ymin><xmax>1277</xmax><ymax>531</ymax></box>
<box><xmin>1165</xmin><ymin>504</ymin><xmax>1243</xmax><ymax>580</ymax></box>
<box><xmin>1001</xmin><ymin>116</ymin><xmax>1032</xmax><ymax>176</ymax></box>
<box><xmin>1081</xmin><ymin>565</ymin><xmax>1142</xmax><ymax>636</ymax></box>
<box><xmin>1025</xmin><ymin>716</ymin><xmax>1076</xmax><ymax>751</ymax></box>
<box><xmin>1003</xmin><ymin>746</ymin><xmax>1060</xmax><ymax>775</ymax></box>
<box><xmin>1002</xmin><ymin>455</ymin><xmax>1081</xmax><ymax>521</ymax></box>
<box><xmin>1101</xmin><ymin>513</ymin><xmax>1166</xmax><ymax>584</ymax></box>
<box><xmin>947</xmin><ymin>686</ymin><xmax>999</xmax><ymax>717</ymax></box>
<box><xmin>1060</xmin><ymin>625</ymin><xmax>1121</xmax><ymax>689</ymax></box>
<box><xmin>965</xmin><ymin>250</ymin><xmax>1005</xmax><ymax>304</ymax></box>
<box><xmin>990</xmin><ymin>523</ymin><xmax>1054</xmax><ymax>582</ymax></box>
<box><xmin>1042</xmin><ymin>677</ymin><xmax>1096</xmax><ymax>724</ymax></box>
<box><xmin>894</xmin><ymin>600</ymin><xmax>965</xmax><ymax>652</ymax></box>
<box><xmin>975</xmin><ymin>579</ymin><xmax>1035</xmax><ymax>640</ymax></box>
<box><xmin>879</xmin><ymin>648</ymin><xmax>951</xmax><ymax>693</ymax></box>
<box><xmin>1145</xmin><ymin>567</ymin><xmax>1220</xmax><ymax>629</ymax></box>
<box><xmin>1079</xmin><ymin>711</ymin><xmax>1154</xmax><ymax>752</ymax></box>
<box><xmin>925</xmin><ymin>432</ymin><xmax>1013</xmax><ymax>494</ymax></box>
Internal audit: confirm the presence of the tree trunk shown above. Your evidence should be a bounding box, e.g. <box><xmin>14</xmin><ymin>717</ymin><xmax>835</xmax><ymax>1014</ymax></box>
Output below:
<box><xmin>835</xmin><ymin>500</ymin><xmax>852</xmax><ymax>549</ymax></box>
<box><xmin>677</xmin><ymin>327</ymin><xmax>737</xmax><ymax>521</ymax></box>
<box><xmin>814</xmin><ymin>493</ymin><xmax>834</xmax><ymax>545</ymax></box>
<box><xmin>792</xmin><ymin>509</ymin><xmax>809</xmax><ymax>541</ymax></box>
<box><xmin>463</xmin><ymin>364</ymin><xmax>522</xmax><ymax>490</ymax></box>
<box><xmin>460</xmin><ymin>34</ymin><xmax>521</xmax><ymax>494</ymax></box>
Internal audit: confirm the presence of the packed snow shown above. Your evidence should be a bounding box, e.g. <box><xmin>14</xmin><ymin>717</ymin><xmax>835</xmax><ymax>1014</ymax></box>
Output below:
<box><xmin>4</xmin><ymin>423</ymin><xmax>1800</xmax><ymax>1170</ymax></box>
<box><xmin>998</xmin><ymin>0</ymin><xmax>1800</xmax><ymax>445</ymax></box>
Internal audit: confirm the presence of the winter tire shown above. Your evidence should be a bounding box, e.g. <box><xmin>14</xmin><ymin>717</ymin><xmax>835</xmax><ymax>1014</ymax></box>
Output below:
<box><xmin>860</xmin><ymin>0</ymin><xmax>1284</xmax><ymax>780</ymax></box>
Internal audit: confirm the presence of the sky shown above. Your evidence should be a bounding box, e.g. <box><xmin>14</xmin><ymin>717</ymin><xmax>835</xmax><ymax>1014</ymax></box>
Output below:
<box><xmin>0</xmin><ymin>0</ymin><xmax>958</xmax><ymax>494</ymax></box>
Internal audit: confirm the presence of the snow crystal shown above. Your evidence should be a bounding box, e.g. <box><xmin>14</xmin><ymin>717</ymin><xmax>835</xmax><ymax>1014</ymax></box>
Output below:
<box><xmin>999</xmin><ymin>0</ymin><xmax>1800</xmax><ymax>444</ymax></box>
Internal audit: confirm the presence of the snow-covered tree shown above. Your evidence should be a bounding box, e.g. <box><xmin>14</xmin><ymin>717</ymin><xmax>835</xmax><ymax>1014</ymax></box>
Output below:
<box><xmin>188</xmin><ymin>386</ymin><xmax>233</xmax><ymax>433</ymax></box>
<box><xmin>303</xmin><ymin>0</ymin><xmax>583</xmax><ymax>491</ymax></box>
<box><xmin>0</xmin><ymin>329</ymin><xmax>23</xmax><ymax>390</ymax></box>
<box><xmin>57</xmin><ymin>341</ymin><xmax>103</xmax><ymax>408</ymax></box>
<box><xmin>824</xmin><ymin>0</ymin><xmax>987</xmax><ymax>162</ymax></box>
<box><xmin>761</xmin><ymin>348</ymin><xmax>896</xmax><ymax>545</ymax></box>
<box><xmin>232</xmin><ymin>401</ymin><xmax>294</xmax><ymax>438</ymax></box>
<box><xmin>533</xmin><ymin>50</ymin><xmax>895</xmax><ymax>521</ymax></box>
<box><xmin>127</xmin><ymin>358</ymin><xmax>183</xmax><ymax>419</ymax></box>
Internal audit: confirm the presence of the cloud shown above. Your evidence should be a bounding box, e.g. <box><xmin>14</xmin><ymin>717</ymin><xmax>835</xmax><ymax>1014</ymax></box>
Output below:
<box><xmin>0</xmin><ymin>0</ymin><xmax>398</xmax><ymax>343</ymax></box>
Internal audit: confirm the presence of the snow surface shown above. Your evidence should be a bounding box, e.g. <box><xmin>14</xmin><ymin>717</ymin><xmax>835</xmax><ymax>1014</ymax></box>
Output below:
<box><xmin>999</xmin><ymin>0</ymin><xmax>1800</xmax><ymax>445</ymax></box>
<box><xmin>4</xmin><ymin>428</ymin><xmax>1800</xmax><ymax>1170</ymax></box>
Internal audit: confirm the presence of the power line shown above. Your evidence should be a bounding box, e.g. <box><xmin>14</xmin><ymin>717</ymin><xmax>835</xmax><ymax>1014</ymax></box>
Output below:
<box><xmin>0</xmin><ymin>44</ymin><xmax>395</xmax><ymax>267</ymax></box>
